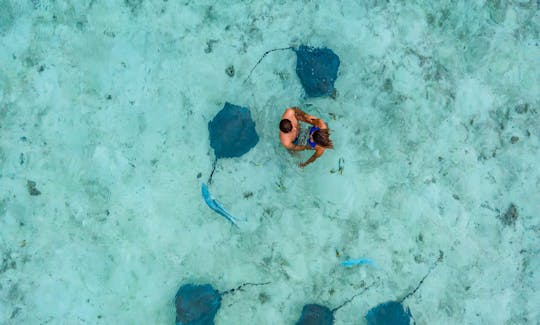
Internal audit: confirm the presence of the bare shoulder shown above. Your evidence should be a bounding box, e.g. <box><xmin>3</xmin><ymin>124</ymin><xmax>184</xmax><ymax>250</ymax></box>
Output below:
<box><xmin>282</xmin><ymin>108</ymin><xmax>295</xmax><ymax>119</ymax></box>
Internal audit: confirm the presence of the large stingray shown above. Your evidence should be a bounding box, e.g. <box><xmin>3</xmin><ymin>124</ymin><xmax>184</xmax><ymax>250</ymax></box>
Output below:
<box><xmin>295</xmin><ymin>304</ymin><xmax>334</xmax><ymax>325</ymax></box>
<box><xmin>244</xmin><ymin>45</ymin><xmax>341</xmax><ymax>98</ymax></box>
<box><xmin>174</xmin><ymin>282</ymin><xmax>269</xmax><ymax>324</ymax></box>
<box><xmin>207</xmin><ymin>102</ymin><xmax>259</xmax><ymax>183</ymax></box>
<box><xmin>294</xmin><ymin>284</ymin><xmax>372</xmax><ymax>325</ymax></box>
<box><xmin>294</xmin><ymin>45</ymin><xmax>341</xmax><ymax>98</ymax></box>
<box><xmin>365</xmin><ymin>301</ymin><xmax>414</xmax><ymax>325</ymax></box>
<box><xmin>175</xmin><ymin>284</ymin><xmax>221</xmax><ymax>325</ymax></box>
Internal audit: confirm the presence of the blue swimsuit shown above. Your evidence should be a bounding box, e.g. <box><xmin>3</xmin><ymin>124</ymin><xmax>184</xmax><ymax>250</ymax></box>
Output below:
<box><xmin>307</xmin><ymin>126</ymin><xmax>320</xmax><ymax>148</ymax></box>
<box><xmin>293</xmin><ymin>123</ymin><xmax>320</xmax><ymax>147</ymax></box>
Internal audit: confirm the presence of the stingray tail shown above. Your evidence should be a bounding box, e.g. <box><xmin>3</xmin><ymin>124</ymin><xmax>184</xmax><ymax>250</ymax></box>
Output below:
<box><xmin>208</xmin><ymin>158</ymin><xmax>218</xmax><ymax>184</ymax></box>
<box><xmin>243</xmin><ymin>46</ymin><xmax>294</xmax><ymax>84</ymax></box>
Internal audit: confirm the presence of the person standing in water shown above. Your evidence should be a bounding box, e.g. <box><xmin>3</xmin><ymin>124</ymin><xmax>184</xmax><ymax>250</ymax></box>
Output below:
<box><xmin>279</xmin><ymin>107</ymin><xmax>334</xmax><ymax>168</ymax></box>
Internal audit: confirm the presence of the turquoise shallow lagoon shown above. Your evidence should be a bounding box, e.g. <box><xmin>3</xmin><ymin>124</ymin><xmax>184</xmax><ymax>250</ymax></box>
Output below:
<box><xmin>1</xmin><ymin>1</ymin><xmax>539</xmax><ymax>324</ymax></box>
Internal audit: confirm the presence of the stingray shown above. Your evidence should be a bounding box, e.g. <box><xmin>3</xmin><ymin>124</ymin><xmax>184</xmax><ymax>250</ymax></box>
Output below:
<box><xmin>362</xmin><ymin>256</ymin><xmax>442</xmax><ymax>325</ymax></box>
<box><xmin>294</xmin><ymin>282</ymin><xmax>375</xmax><ymax>325</ymax></box>
<box><xmin>244</xmin><ymin>45</ymin><xmax>341</xmax><ymax>98</ymax></box>
<box><xmin>295</xmin><ymin>304</ymin><xmax>334</xmax><ymax>325</ymax></box>
<box><xmin>294</xmin><ymin>45</ymin><xmax>340</xmax><ymax>98</ymax></box>
<box><xmin>207</xmin><ymin>102</ymin><xmax>259</xmax><ymax>183</ymax></box>
<box><xmin>175</xmin><ymin>284</ymin><xmax>221</xmax><ymax>325</ymax></box>
<box><xmin>174</xmin><ymin>282</ymin><xmax>269</xmax><ymax>325</ymax></box>
<box><xmin>365</xmin><ymin>301</ymin><xmax>414</xmax><ymax>325</ymax></box>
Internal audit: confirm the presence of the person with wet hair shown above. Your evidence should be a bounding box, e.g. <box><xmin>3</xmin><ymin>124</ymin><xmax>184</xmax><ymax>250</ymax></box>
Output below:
<box><xmin>279</xmin><ymin>107</ymin><xmax>333</xmax><ymax>168</ymax></box>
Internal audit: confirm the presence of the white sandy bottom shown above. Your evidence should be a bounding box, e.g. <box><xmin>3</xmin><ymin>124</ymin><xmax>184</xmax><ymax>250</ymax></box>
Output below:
<box><xmin>0</xmin><ymin>1</ymin><xmax>539</xmax><ymax>324</ymax></box>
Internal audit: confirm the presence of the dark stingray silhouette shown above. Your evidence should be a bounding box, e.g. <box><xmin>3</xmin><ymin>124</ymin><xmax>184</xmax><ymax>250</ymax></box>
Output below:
<box><xmin>175</xmin><ymin>284</ymin><xmax>221</xmax><ymax>325</ymax></box>
<box><xmin>294</xmin><ymin>45</ymin><xmax>340</xmax><ymax>98</ymax></box>
<box><xmin>365</xmin><ymin>301</ymin><xmax>414</xmax><ymax>325</ymax></box>
<box><xmin>174</xmin><ymin>282</ymin><xmax>269</xmax><ymax>325</ymax></box>
<box><xmin>244</xmin><ymin>45</ymin><xmax>341</xmax><ymax>98</ymax></box>
<box><xmin>293</xmin><ymin>283</ymin><xmax>374</xmax><ymax>325</ymax></box>
<box><xmin>207</xmin><ymin>102</ymin><xmax>259</xmax><ymax>183</ymax></box>
<box><xmin>295</xmin><ymin>304</ymin><xmax>334</xmax><ymax>325</ymax></box>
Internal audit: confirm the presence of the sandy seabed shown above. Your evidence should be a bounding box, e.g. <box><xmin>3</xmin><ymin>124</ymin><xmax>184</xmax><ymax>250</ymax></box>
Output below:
<box><xmin>0</xmin><ymin>1</ymin><xmax>539</xmax><ymax>324</ymax></box>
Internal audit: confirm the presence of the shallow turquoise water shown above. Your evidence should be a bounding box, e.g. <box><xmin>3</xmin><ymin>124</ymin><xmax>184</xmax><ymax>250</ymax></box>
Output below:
<box><xmin>0</xmin><ymin>1</ymin><xmax>539</xmax><ymax>324</ymax></box>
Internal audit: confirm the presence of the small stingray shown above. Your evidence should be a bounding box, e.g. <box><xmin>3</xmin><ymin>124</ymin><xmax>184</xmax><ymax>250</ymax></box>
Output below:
<box><xmin>207</xmin><ymin>102</ymin><xmax>259</xmax><ymax>183</ymax></box>
<box><xmin>174</xmin><ymin>282</ymin><xmax>270</xmax><ymax>325</ymax></box>
<box><xmin>365</xmin><ymin>301</ymin><xmax>414</xmax><ymax>325</ymax></box>
<box><xmin>294</xmin><ymin>283</ymin><xmax>375</xmax><ymax>325</ymax></box>
<box><xmin>294</xmin><ymin>45</ymin><xmax>340</xmax><ymax>98</ymax></box>
<box><xmin>295</xmin><ymin>304</ymin><xmax>334</xmax><ymax>325</ymax></box>
<box><xmin>363</xmin><ymin>256</ymin><xmax>443</xmax><ymax>325</ymax></box>
<box><xmin>244</xmin><ymin>45</ymin><xmax>341</xmax><ymax>98</ymax></box>
<box><xmin>175</xmin><ymin>284</ymin><xmax>221</xmax><ymax>325</ymax></box>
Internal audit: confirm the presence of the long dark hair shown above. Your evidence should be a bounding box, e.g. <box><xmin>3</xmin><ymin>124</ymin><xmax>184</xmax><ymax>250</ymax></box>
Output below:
<box><xmin>313</xmin><ymin>129</ymin><xmax>333</xmax><ymax>148</ymax></box>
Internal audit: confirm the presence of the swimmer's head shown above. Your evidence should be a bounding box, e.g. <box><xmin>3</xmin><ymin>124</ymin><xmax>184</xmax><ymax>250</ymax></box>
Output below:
<box><xmin>279</xmin><ymin>119</ymin><xmax>293</xmax><ymax>133</ymax></box>
<box><xmin>312</xmin><ymin>129</ymin><xmax>334</xmax><ymax>148</ymax></box>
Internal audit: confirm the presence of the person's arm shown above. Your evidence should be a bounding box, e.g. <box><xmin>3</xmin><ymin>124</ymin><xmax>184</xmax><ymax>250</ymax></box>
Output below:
<box><xmin>293</xmin><ymin>107</ymin><xmax>319</xmax><ymax>125</ymax></box>
<box><xmin>285</xmin><ymin>143</ymin><xmax>310</xmax><ymax>151</ymax></box>
<box><xmin>299</xmin><ymin>148</ymin><xmax>325</xmax><ymax>167</ymax></box>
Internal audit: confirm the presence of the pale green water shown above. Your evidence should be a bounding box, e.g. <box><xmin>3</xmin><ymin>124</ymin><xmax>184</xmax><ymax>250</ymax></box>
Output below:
<box><xmin>0</xmin><ymin>1</ymin><xmax>539</xmax><ymax>324</ymax></box>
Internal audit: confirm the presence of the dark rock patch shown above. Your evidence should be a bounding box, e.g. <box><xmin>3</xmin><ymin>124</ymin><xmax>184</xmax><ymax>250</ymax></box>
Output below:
<box><xmin>125</xmin><ymin>0</ymin><xmax>143</xmax><ymax>13</ymax></box>
<box><xmin>205</xmin><ymin>40</ymin><xmax>218</xmax><ymax>53</ymax></box>
<box><xmin>514</xmin><ymin>103</ymin><xmax>529</xmax><ymax>114</ymax></box>
<box><xmin>1</xmin><ymin>251</ymin><xmax>17</xmax><ymax>274</ymax></box>
<box><xmin>27</xmin><ymin>180</ymin><xmax>41</xmax><ymax>196</ymax></box>
<box><xmin>498</xmin><ymin>203</ymin><xmax>518</xmax><ymax>226</ymax></box>
<box><xmin>0</xmin><ymin>0</ymin><xmax>14</xmax><ymax>33</ymax></box>
<box><xmin>225</xmin><ymin>65</ymin><xmax>235</xmax><ymax>77</ymax></box>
